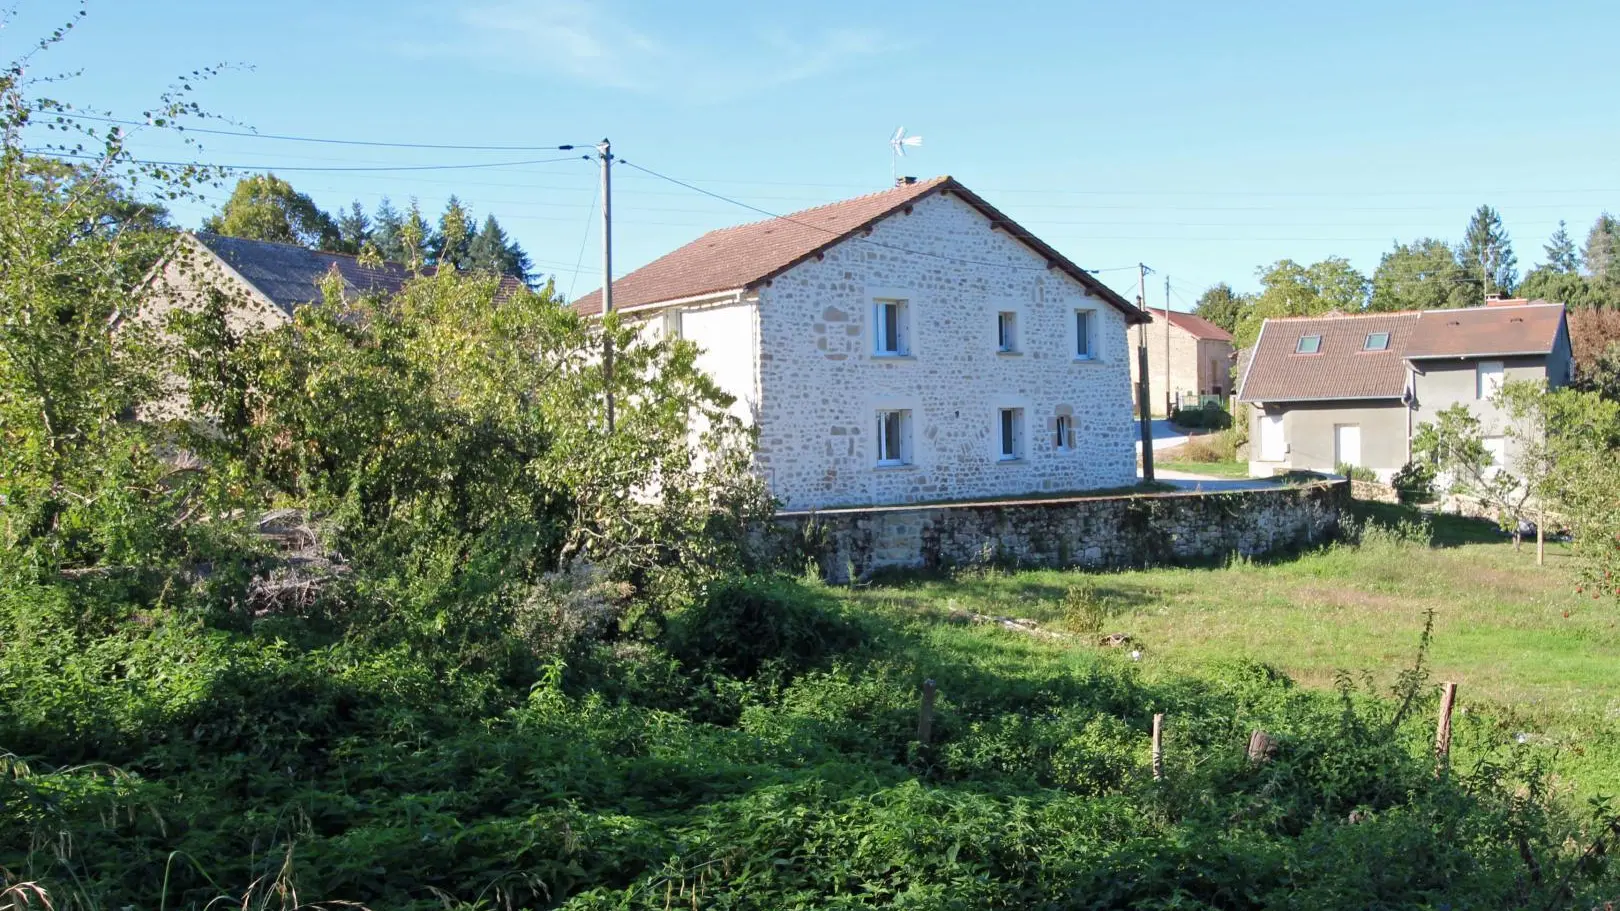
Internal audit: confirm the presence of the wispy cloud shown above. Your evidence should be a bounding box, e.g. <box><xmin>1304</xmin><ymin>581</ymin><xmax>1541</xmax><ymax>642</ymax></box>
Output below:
<box><xmin>401</xmin><ymin>0</ymin><xmax>892</xmax><ymax>101</ymax></box>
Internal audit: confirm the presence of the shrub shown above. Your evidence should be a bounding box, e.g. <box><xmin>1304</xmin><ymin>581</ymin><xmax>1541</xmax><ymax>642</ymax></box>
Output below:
<box><xmin>1390</xmin><ymin>460</ymin><xmax>1437</xmax><ymax>505</ymax></box>
<box><xmin>1059</xmin><ymin>580</ymin><xmax>1113</xmax><ymax>634</ymax></box>
<box><xmin>1170</xmin><ymin>401</ymin><xmax>1232</xmax><ymax>431</ymax></box>
<box><xmin>666</xmin><ymin>575</ymin><xmax>864</xmax><ymax>677</ymax></box>
<box><xmin>1336</xmin><ymin>462</ymin><xmax>1377</xmax><ymax>482</ymax></box>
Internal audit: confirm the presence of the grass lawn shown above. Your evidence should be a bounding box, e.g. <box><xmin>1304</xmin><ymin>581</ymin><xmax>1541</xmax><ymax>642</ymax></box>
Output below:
<box><xmin>840</xmin><ymin>502</ymin><xmax>1620</xmax><ymax>795</ymax></box>
<box><xmin>1155</xmin><ymin>459</ymin><xmax>1253</xmax><ymax>478</ymax></box>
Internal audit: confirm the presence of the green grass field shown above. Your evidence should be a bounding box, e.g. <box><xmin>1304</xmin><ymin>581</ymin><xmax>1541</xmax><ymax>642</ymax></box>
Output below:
<box><xmin>1155</xmin><ymin>459</ymin><xmax>1253</xmax><ymax>478</ymax></box>
<box><xmin>843</xmin><ymin>502</ymin><xmax>1620</xmax><ymax>795</ymax></box>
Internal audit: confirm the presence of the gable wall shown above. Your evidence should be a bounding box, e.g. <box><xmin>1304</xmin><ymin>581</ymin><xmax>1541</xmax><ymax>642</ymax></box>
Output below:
<box><xmin>753</xmin><ymin>191</ymin><xmax>1138</xmax><ymax>510</ymax></box>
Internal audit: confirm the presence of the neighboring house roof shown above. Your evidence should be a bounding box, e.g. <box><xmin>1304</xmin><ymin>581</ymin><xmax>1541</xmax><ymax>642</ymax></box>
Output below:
<box><xmin>1237</xmin><ymin>312</ymin><xmax>1421</xmax><ymax>403</ymax></box>
<box><xmin>193</xmin><ymin>233</ymin><xmax>419</xmax><ymax>315</ymax></box>
<box><xmin>189</xmin><ymin>233</ymin><xmax>524</xmax><ymax>315</ymax></box>
<box><xmin>572</xmin><ymin>176</ymin><xmax>1146</xmax><ymax>323</ymax></box>
<box><xmin>1404</xmin><ymin>301</ymin><xmax>1566</xmax><ymax>359</ymax></box>
<box><xmin>1144</xmin><ymin>307</ymin><xmax>1233</xmax><ymax>342</ymax></box>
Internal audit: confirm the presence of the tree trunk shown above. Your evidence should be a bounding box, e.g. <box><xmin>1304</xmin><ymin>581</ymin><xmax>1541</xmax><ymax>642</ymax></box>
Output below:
<box><xmin>1536</xmin><ymin>518</ymin><xmax>1545</xmax><ymax>567</ymax></box>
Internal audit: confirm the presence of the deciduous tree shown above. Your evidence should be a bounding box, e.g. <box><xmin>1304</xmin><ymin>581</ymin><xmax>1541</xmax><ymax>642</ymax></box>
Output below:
<box><xmin>1370</xmin><ymin>238</ymin><xmax>1475</xmax><ymax>312</ymax></box>
<box><xmin>1193</xmin><ymin>282</ymin><xmax>1247</xmax><ymax>333</ymax></box>
<box><xmin>202</xmin><ymin>173</ymin><xmax>340</xmax><ymax>250</ymax></box>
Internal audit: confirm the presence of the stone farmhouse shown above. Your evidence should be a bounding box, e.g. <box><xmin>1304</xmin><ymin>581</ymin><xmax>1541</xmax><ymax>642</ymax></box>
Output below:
<box><xmin>1129</xmin><ymin>307</ymin><xmax>1235</xmax><ymax>414</ymax></box>
<box><xmin>1237</xmin><ymin>299</ymin><xmax>1573</xmax><ymax>481</ymax></box>
<box><xmin>573</xmin><ymin>176</ymin><xmax>1150</xmax><ymax>511</ymax></box>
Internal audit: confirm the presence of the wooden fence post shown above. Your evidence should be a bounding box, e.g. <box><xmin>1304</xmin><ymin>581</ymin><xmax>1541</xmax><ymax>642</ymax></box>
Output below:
<box><xmin>1247</xmin><ymin>730</ymin><xmax>1273</xmax><ymax>764</ymax></box>
<box><xmin>917</xmin><ymin>679</ymin><xmax>937</xmax><ymax>745</ymax></box>
<box><xmin>1435</xmin><ymin>681</ymin><xmax>1457</xmax><ymax>773</ymax></box>
<box><xmin>1151</xmin><ymin>713</ymin><xmax>1165</xmax><ymax>781</ymax></box>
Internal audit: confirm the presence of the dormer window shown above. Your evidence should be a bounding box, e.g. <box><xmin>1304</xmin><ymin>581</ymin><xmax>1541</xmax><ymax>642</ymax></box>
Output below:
<box><xmin>1363</xmin><ymin>331</ymin><xmax>1390</xmax><ymax>351</ymax></box>
<box><xmin>1295</xmin><ymin>334</ymin><xmax>1323</xmax><ymax>354</ymax></box>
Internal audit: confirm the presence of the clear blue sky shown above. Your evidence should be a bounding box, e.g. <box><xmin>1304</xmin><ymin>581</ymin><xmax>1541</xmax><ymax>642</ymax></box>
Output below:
<box><xmin>12</xmin><ymin>0</ymin><xmax>1619</xmax><ymax>307</ymax></box>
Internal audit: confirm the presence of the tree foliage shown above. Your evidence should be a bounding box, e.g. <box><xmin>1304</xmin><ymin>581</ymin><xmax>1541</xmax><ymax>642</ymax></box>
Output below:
<box><xmin>202</xmin><ymin>173</ymin><xmax>341</xmax><ymax>249</ymax></box>
<box><xmin>1586</xmin><ymin>213</ymin><xmax>1620</xmax><ymax>283</ymax></box>
<box><xmin>1459</xmin><ymin>204</ymin><xmax>1517</xmax><ymax>298</ymax></box>
<box><xmin>1370</xmin><ymin>238</ymin><xmax>1476</xmax><ymax>312</ymax></box>
<box><xmin>1543</xmin><ymin>220</ymin><xmax>1581</xmax><ymax>274</ymax></box>
<box><xmin>1193</xmin><ymin>282</ymin><xmax>1247</xmax><ymax>333</ymax></box>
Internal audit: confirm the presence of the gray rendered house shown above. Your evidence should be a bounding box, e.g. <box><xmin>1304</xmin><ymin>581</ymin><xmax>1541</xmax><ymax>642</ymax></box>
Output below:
<box><xmin>1237</xmin><ymin>300</ymin><xmax>1572</xmax><ymax>481</ymax></box>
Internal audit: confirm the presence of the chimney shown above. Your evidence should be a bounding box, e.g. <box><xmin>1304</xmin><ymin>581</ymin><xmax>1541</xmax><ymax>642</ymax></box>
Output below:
<box><xmin>895</xmin><ymin>175</ymin><xmax>918</xmax><ymax>187</ymax></box>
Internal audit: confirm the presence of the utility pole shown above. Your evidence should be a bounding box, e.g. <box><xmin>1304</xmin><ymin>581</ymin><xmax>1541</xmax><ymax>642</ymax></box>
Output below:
<box><xmin>598</xmin><ymin>138</ymin><xmax>615</xmax><ymax>433</ymax></box>
<box><xmin>1137</xmin><ymin>263</ymin><xmax>1155</xmax><ymax>483</ymax></box>
<box><xmin>1164</xmin><ymin>274</ymin><xmax>1173</xmax><ymax>416</ymax></box>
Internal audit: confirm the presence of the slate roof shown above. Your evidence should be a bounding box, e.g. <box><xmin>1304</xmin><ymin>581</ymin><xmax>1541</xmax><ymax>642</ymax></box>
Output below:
<box><xmin>572</xmin><ymin>176</ymin><xmax>1145</xmax><ymax>323</ymax></box>
<box><xmin>195</xmin><ymin>233</ymin><xmax>419</xmax><ymax>315</ymax></box>
<box><xmin>193</xmin><ymin>233</ymin><xmax>524</xmax><ymax>314</ymax></box>
<box><xmin>1144</xmin><ymin>307</ymin><xmax>1233</xmax><ymax>342</ymax></box>
<box><xmin>1404</xmin><ymin>301</ymin><xmax>1566</xmax><ymax>359</ymax></box>
<box><xmin>1237</xmin><ymin>312</ymin><xmax>1421</xmax><ymax>403</ymax></box>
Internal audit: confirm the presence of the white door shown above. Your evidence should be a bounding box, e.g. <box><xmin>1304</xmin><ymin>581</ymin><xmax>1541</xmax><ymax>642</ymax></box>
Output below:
<box><xmin>1334</xmin><ymin>424</ymin><xmax>1362</xmax><ymax>468</ymax></box>
<box><xmin>1259</xmin><ymin>414</ymin><xmax>1286</xmax><ymax>461</ymax></box>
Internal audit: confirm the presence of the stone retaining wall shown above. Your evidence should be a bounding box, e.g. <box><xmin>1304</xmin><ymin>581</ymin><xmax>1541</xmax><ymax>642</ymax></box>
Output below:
<box><xmin>769</xmin><ymin>481</ymin><xmax>1350</xmax><ymax>582</ymax></box>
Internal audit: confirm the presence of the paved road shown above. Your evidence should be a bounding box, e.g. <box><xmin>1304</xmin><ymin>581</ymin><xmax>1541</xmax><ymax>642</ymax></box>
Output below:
<box><xmin>1133</xmin><ymin>419</ymin><xmax>1190</xmax><ymax>454</ymax></box>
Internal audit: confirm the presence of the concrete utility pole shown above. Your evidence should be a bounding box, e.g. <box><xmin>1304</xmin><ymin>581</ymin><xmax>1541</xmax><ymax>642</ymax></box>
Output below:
<box><xmin>1164</xmin><ymin>274</ymin><xmax>1173</xmax><ymax>416</ymax></box>
<box><xmin>1137</xmin><ymin>263</ymin><xmax>1155</xmax><ymax>482</ymax></box>
<box><xmin>598</xmin><ymin>138</ymin><xmax>615</xmax><ymax>433</ymax></box>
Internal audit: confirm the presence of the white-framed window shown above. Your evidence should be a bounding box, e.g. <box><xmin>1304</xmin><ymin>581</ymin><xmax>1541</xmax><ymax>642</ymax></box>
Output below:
<box><xmin>1074</xmin><ymin>309</ymin><xmax>1096</xmax><ymax>360</ymax></box>
<box><xmin>1477</xmin><ymin>360</ymin><xmax>1504</xmax><ymax>399</ymax></box>
<box><xmin>876</xmin><ymin>409</ymin><xmax>911</xmax><ymax>466</ymax></box>
<box><xmin>997</xmin><ymin>311</ymin><xmax>1018</xmax><ymax>353</ymax></box>
<box><xmin>873</xmin><ymin>298</ymin><xmax>910</xmax><ymax>356</ymax></box>
<box><xmin>1054</xmin><ymin>414</ymin><xmax>1076</xmax><ymax>451</ymax></box>
<box><xmin>1363</xmin><ymin>331</ymin><xmax>1389</xmax><ymax>351</ymax></box>
<box><xmin>1296</xmin><ymin>334</ymin><xmax>1323</xmax><ymax>354</ymax></box>
<box><xmin>661</xmin><ymin>308</ymin><xmax>683</xmax><ymax>340</ymax></box>
<box><xmin>998</xmin><ymin>407</ymin><xmax>1025</xmax><ymax>461</ymax></box>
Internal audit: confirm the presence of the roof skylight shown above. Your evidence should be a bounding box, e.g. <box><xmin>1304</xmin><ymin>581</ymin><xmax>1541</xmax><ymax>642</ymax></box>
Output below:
<box><xmin>1364</xmin><ymin>332</ymin><xmax>1391</xmax><ymax>351</ymax></box>
<box><xmin>1295</xmin><ymin>334</ymin><xmax>1323</xmax><ymax>354</ymax></box>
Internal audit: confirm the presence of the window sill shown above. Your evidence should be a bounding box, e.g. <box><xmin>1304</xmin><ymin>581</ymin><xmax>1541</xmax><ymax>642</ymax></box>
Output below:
<box><xmin>996</xmin><ymin>349</ymin><xmax>1023</xmax><ymax>357</ymax></box>
<box><xmin>995</xmin><ymin>457</ymin><xmax>1024</xmax><ymax>466</ymax></box>
<box><xmin>874</xmin><ymin>462</ymin><xmax>916</xmax><ymax>472</ymax></box>
<box><xmin>872</xmin><ymin>353</ymin><xmax>916</xmax><ymax>361</ymax></box>
<box><xmin>1072</xmin><ymin>356</ymin><xmax>1102</xmax><ymax>364</ymax></box>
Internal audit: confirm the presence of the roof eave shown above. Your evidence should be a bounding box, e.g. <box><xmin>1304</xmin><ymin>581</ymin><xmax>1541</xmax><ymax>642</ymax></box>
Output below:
<box><xmin>1238</xmin><ymin>394</ymin><xmax>1407</xmax><ymax>404</ymax></box>
<box><xmin>1405</xmin><ymin>349</ymin><xmax>1553</xmax><ymax>360</ymax></box>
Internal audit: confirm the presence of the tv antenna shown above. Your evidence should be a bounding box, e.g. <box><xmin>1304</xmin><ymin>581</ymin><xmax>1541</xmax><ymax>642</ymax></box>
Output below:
<box><xmin>889</xmin><ymin>126</ymin><xmax>923</xmax><ymax>182</ymax></box>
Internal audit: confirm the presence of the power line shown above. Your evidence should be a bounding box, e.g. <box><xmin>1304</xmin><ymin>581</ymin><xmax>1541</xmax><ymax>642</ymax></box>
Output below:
<box><xmin>567</xmin><ymin>180</ymin><xmax>600</xmax><ymax>300</ymax></box>
<box><xmin>27</xmin><ymin>149</ymin><xmax>591</xmax><ymax>173</ymax></box>
<box><xmin>52</xmin><ymin>112</ymin><xmax>589</xmax><ymax>152</ymax></box>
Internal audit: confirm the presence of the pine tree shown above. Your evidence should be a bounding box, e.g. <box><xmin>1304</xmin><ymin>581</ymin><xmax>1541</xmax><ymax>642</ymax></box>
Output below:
<box><xmin>1586</xmin><ymin>213</ymin><xmax>1620</xmax><ymax>283</ymax></box>
<box><xmin>467</xmin><ymin>215</ymin><xmax>535</xmax><ymax>284</ymax></box>
<box><xmin>1459</xmin><ymin>204</ymin><xmax>1518</xmax><ymax>299</ymax></box>
<box><xmin>434</xmin><ymin>195</ymin><xmax>474</xmax><ymax>270</ymax></box>
<box><xmin>1543</xmin><ymin>221</ymin><xmax>1580</xmax><ymax>274</ymax></box>
<box><xmin>371</xmin><ymin>197</ymin><xmax>405</xmax><ymax>263</ymax></box>
<box><xmin>336</xmin><ymin>200</ymin><xmax>371</xmax><ymax>255</ymax></box>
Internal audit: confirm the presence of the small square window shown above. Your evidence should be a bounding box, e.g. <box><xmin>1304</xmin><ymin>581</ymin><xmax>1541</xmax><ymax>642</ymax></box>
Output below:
<box><xmin>998</xmin><ymin>407</ymin><xmax>1025</xmax><ymax>461</ymax></box>
<box><xmin>1363</xmin><ymin>331</ymin><xmax>1390</xmax><ymax>351</ymax></box>
<box><xmin>1055</xmin><ymin>414</ymin><xmax>1075</xmax><ymax>451</ymax></box>
<box><xmin>1075</xmin><ymin>310</ymin><xmax>1095</xmax><ymax>359</ymax></box>
<box><xmin>874</xmin><ymin>299</ymin><xmax>910</xmax><ymax>356</ymax></box>
<box><xmin>1295</xmin><ymin>334</ymin><xmax>1322</xmax><ymax>354</ymax></box>
<box><xmin>997</xmin><ymin>311</ymin><xmax>1018</xmax><ymax>352</ymax></box>
<box><xmin>876</xmin><ymin>409</ymin><xmax>911</xmax><ymax>466</ymax></box>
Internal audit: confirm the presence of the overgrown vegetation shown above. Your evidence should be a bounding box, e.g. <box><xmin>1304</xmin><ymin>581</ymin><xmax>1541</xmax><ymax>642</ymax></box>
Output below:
<box><xmin>7</xmin><ymin>11</ymin><xmax>1620</xmax><ymax>910</ymax></box>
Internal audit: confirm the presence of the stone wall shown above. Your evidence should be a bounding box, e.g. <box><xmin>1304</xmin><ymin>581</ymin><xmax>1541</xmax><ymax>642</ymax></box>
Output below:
<box><xmin>752</xmin><ymin>190</ymin><xmax>1140</xmax><ymax>511</ymax></box>
<box><xmin>768</xmin><ymin>481</ymin><xmax>1350</xmax><ymax>582</ymax></box>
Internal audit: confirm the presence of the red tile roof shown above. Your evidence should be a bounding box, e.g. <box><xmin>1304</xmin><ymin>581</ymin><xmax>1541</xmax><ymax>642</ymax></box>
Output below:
<box><xmin>572</xmin><ymin>176</ymin><xmax>1145</xmax><ymax>322</ymax></box>
<box><xmin>1237</xmin><ymin>312</ymin><xmax>1421</xmax><ymax>402</ymax></box>
<box><xmin>1237</xmin><ymin>302</ymin><xmax>1569</xmax><ymax>402</ymax></box>
<box><xmin>1405</xmin><ymin>302</ymin><xmax>1565</xmax><ymax>359</ymax></box>
<box><xmin>1144</xmin><ymin>307</ymin><xmax>1233</xmax><ymax>342</ymax></box>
